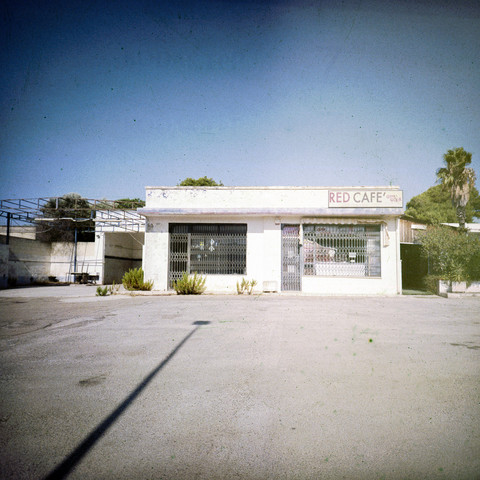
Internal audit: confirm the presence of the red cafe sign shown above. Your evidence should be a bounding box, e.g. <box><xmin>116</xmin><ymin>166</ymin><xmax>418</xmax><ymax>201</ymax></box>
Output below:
<box><xmin>328</xmin><ymin>189</ymin><xmax>403</xmax><ymax>208</ymax></box>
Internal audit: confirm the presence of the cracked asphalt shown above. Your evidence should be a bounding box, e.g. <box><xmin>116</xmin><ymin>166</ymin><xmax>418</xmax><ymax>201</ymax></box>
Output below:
<box><xmin>0</xmin><ymin>286</ymin><xmax>479</xmax><ymax>479</ymax></box>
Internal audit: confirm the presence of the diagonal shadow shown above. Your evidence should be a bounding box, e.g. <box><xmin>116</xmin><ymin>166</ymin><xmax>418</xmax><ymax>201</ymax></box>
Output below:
<box><xmin>44</xmin><ymin>320</ymin><xmax>210</xmax><ymax>480</ymax></box>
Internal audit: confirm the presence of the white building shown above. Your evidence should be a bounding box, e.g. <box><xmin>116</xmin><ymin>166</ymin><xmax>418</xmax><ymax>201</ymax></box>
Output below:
<box><xmin>138</xmin><ymin>186</ymin><xmax>404</xmax><ymax>295</ymax></box>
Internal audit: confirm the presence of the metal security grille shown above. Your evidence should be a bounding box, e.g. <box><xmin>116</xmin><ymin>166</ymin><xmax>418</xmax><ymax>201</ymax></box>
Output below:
<box><xmin>303</xmin><ymin>224</ymin><xmax>381</xmax><ymax>277</ymax></box>
<box><xmin>168</xmin><ymin>224</ymin><xmax>247</xmax><ymax>288</ymax></box>
<box><xmin>282</xmin><ymin>225</ymin><xmax>301</xmax><ymax>291</ymax></box>
<box><xmin>169</xmin><ymin>233</ymin><xmax>189</xmax><ymax>286</ymax></box>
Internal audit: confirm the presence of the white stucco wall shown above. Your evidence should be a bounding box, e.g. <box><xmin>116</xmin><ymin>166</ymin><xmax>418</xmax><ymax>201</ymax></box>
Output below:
<box><xmin>143</xmin><ymin>219</ymin><xmax>169</xmax><ymax>290</ymax></box>
<box><xmin>143</xmin><ymin>186</ymin><xmax>403</xmax><ymax>213</ymax></box>
<box><xmin>143</xmin><ymin>216</ymin><xmax>271</xmax><ymax>292</ymax></box>
<box><xmin>142</xmin><ymin>215</ymin><xmax>401</xmax><ymax>294</ymax></box>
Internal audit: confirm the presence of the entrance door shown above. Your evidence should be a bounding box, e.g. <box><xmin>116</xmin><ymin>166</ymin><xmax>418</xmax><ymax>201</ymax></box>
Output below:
<box><xmin>281</xmin><ymin>225</ymin><xmax>301</xmax><ymax>291</ymax></box>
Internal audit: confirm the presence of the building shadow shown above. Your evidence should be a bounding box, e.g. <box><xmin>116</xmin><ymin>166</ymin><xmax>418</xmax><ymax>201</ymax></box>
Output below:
<box><xmin>44</xmin><ymin>321</ymin><xmax>210</xmax><ymax>480</ymax></box>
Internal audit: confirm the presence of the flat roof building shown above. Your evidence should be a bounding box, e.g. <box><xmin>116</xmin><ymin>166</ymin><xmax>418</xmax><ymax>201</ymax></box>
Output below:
<box><xmin>138</xmin><ymin>186</ymin><xmax>404</xmax><ymax>294</ymax></box>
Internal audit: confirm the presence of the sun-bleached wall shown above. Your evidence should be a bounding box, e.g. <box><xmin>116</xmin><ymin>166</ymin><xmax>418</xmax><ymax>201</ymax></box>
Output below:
<box><xmin>0</xmin><ymin>236</ymin><xmax>101</xmax><ymax>287</ymax></box>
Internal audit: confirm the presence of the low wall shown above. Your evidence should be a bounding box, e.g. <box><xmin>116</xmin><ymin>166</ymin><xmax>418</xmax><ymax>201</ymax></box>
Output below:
<box><xmin>438</xmin><ymin>280</ymin><xmax>480</xmax><ymax>296</ymax></box>
<box><xmin>2</xmin><ymin>237</ymin><xmax>52</xmax><ymax>286</ymax></box>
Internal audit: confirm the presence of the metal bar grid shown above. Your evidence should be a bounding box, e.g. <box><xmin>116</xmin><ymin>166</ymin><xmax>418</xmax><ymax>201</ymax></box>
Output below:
<box><xmin>169</xmin><ymin>233</ymin><xmax>189</xmax><ymax>287</ymax></box>
<box><xmin>303</xmin><ymin>224</ymin><xmax>381</xmax><ymax>277</ymax></box>
<box><xmin>168</xmin><ymin>224</ymin><xmax>247</xmax><ymax>288</ymax></box>
<box><xmin>189</xmin><ymin>233</ymin><xmax>246</xmax><ymax>275</ymax></box>
<box><xmin>281</xmin><ymin>225</ymin><xmax>301</xmax><ymax>291</ymax></box>
<box><xmin>0</xmin><ymin>197</ymin><xmax>145</xmax><ymax>232</ymax></box>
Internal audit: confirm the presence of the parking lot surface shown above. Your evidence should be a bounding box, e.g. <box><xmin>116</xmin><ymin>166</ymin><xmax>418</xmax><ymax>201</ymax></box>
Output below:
<box><xmin>1</xmin><ymin>286</ymin><xmax>479</xmax><ymax>479</ymax></box>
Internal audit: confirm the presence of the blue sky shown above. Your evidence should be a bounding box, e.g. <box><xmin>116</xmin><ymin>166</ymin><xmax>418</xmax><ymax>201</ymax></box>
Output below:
<box><xmin>1</xmin><ymin>0</ymin><xmax>479</xmax><ymax>207</ymax></box>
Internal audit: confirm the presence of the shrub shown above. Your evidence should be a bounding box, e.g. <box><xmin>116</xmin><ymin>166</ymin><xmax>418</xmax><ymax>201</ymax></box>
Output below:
<box><xmin>422</xmin><ymin>275</ymin><xmax>443</xmax><ymax>295</ymax></box>
<box><xmin>122</xmin><ymin>267</ymin><xmax>153</xmax><ymax>291</ymax></box>
<box><xmin>173</xmin><ymin>272</ymin><xmax>206</xmax><ymax>295</ymax></box>
<box><xmin>419</xmin><ymin>226</ymin><xmax>480</xmax><ymax>283</ymax></box>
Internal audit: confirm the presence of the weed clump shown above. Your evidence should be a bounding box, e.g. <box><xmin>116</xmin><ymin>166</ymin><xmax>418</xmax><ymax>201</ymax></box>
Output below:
<box><xmin>236</xmin><ymin>278</ymin><xmax>257</xmax><ymax>295</ymax></box>
<box><xmin>173</xmin><ymin>272</ymin><xmax>206</xmax><ymax>295</ymax></box>
<box><xmin>95</xmin><ymin>281</ymin><xmax>121</xmax><ymax>297</ymax></box>
<box><xmin>96</xmin><ymin>286</ymin><xmax>108</xmax><ymax>296</ymax></box>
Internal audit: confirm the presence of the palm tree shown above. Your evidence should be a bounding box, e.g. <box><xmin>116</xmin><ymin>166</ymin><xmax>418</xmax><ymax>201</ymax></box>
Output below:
<box><xmin>437</xmin><ymin>147</ymin><xmax>476</xmax><ymax>230</ymax></box>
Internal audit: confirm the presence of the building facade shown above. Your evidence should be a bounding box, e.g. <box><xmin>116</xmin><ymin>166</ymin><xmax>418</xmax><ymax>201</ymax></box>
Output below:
<box><xmin>138</xmin><ymin>186</ymin><xmax>403</xmax><ymax>294</ymax></box>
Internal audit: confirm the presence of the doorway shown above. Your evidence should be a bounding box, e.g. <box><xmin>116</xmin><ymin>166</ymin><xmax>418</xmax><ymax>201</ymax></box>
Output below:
<box><xmin>281</xmin><ymin>224</ymin><xmax>301</xmax><ymax>291</ymax></box>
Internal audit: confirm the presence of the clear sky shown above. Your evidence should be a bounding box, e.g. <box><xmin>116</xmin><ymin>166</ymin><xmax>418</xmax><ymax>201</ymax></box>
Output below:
<box><xmin>1</xmin><ymin>0</ymin><xmax>479</xmax><ymax>207</ymax></box>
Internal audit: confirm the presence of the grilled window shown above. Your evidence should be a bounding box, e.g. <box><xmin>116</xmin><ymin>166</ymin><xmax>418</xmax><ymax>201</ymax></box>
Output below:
<box><xmin>169</xmin><ymin>224</ymin><xmax>247</xmax><ymax>286</ymax></box>
<box><xmin>303</xmin><ymin>224</ymin><xmax>381</xmax><ymax>277</ymax></box>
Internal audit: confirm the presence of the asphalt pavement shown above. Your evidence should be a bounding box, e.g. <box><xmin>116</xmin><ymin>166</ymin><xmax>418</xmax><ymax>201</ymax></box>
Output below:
<box><xmin>0</xmin><ymin>287</ymin><xmax>479</xmax><ymax>479</ymax></box>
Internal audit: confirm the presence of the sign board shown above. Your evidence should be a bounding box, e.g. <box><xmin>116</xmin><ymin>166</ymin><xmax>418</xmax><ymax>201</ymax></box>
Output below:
<box><xmin>328</xmin><ymin>190</ymin><xmax>403</xmax><ymax>208</ymax></box>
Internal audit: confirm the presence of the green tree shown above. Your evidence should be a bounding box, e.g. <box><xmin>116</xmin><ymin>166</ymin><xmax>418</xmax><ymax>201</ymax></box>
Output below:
<box><xmin>37</xmin><ymin>193</ymin><xmax>94</xmax><ymax>242</ymax></box>
<box><xmin>177</xmin><ymin>176</ymin><xmax>223</xmax><ymax>186</ymax></box>
<box><xmin>405</xmin><ymin>184</ymin><xmax>480</xmax><ymax>224</ymax></box>
<box><xmin>436</xmin><ymin>147</ymin><xmax>476</xmax><ymax>229</ymax></box>
<box><xmin>419</xmin><ymin>225</ymin><xmax>480</xmax><ymax>282</ymax></box>
<box><xmin>114</xmin><ymin>198</ymin><xmax>145</xmax><ymax>209</ymax></box>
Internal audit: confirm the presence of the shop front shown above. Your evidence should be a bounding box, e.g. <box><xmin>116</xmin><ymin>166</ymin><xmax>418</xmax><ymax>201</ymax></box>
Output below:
<box><xmin>138</xmin><ymin>186</ymin><xmax>403</xmax><ymax>294</ymax></box>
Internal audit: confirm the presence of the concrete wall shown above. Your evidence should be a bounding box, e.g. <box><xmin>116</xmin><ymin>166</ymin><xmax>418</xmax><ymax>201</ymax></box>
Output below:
<box><xmin>0</xmin><ymin>226</ymin><xmax>37</xmax><ymax>240</ymax></box>
<box><xmin>103</xmin><ymin>232</ymin><xmax>144</xmax><ymax>284</ymax></box>
<box><xmin>0</xmin><ymin>237</ymin><xmax>52</xmax><ymax>286</ymax></box>
<box><xmin>49</xmin><ymin>241</ymin><xmax>101</xmax><ymax>282</ymax></box>
<box><xmin>0</xmin><ymin>236</ymin><xmax>100</xmax><ymax>287</ymax></box>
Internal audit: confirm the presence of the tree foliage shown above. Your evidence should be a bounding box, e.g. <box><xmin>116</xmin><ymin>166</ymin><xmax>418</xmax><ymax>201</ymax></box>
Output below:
<box><xmin>419</xmin><ymin>225</ymin><xmax>480</xmax><ymax>282</ymax></box>
<box><xmin>436</xmin><ymin>147</ymin><xmax>476</xmax><ymax>229</ymax></box>
<box><xmin>114</xmin><ymin>198</ymin><xmax>145</xmax><ymax>209</ymax></box>
<box><xmin>177</xmin><ymin>176</ymin><xmax>223</xmax><ymax>186</ymax></box>
<box><xmin>405</xmin><ymin>184</ymin><xmax>480</xmax><ymax>224</ymax></box>
<box><xmin>37</xmin><ymin>193</ymin><xmax>94</xmax><ymax>242</ymax></box>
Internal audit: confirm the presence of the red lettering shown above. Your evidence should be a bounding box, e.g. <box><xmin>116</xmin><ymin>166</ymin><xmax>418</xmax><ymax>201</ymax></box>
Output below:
<box><xmin>329</xmin><ymin>192</ymin><xmax>335</xmax><ymax>203</ymax></box>
<box><xmin>343</xmin><ymin>192</ymin><xmax>350</xmax><ymax>202</ymax></box>
<box><xmin>336</xmin><ymin>192</ymin><xmax>342</xmax><ymax>203</ymax></box>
